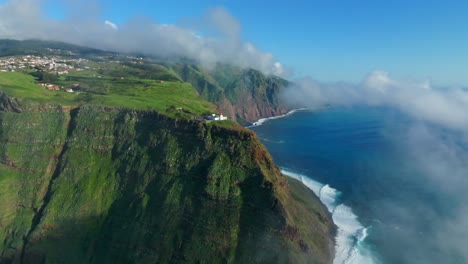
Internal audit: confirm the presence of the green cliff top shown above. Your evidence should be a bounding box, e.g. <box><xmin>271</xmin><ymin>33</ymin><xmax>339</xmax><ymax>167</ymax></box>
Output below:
<box><xmin>0</xmin><ymin>71</ymin><xmax>214</xmax><ymax>118</ymax></box>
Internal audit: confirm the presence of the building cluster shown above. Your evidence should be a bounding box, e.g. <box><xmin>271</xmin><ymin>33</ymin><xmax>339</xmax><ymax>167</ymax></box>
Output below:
<box><xmin>0</xmin><ymin>55</ymin><xmax>87</xmax><ymax>73</ymax></box>
<box><xmin>206</xmin><ymin>113</ymin><xmax>228</xmax><ymax>121</ymax></box>
<box><xmin>46</xmin><ymin>48</ymin><xmax>77</xmax><ymax>56</ymax></box>
<box><xmin>37</xmin><ymin>82</ymin><xmax>78</xmax><ymax>93</ymax></box>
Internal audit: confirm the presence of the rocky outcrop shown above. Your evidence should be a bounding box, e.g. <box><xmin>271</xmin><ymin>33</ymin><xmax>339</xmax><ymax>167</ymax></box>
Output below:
<box><xmin>0</xmin><ymin>92</ymin><xmax>21</xmax><ymax>112</ymax></box>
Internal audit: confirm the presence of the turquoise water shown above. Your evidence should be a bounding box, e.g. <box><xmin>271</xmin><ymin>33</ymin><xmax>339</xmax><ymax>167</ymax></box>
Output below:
<box><xmin>251</xmin><ymin>107</ymin><xmax>467</xmax><ymax>264</ymax></box>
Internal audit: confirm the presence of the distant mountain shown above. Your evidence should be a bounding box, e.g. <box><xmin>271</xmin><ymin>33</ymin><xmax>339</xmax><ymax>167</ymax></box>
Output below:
<box><xmin>0</xmin><ymin>39</ymin><xmax>112</xmax><ymax>58</ymax></box>
<box><xmin>172</xmin><ymin>64</ymin><xmax>290</xmax><ymax>125</ymax></box>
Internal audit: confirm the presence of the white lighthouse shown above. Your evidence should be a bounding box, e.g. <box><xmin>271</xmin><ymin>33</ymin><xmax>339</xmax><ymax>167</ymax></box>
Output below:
<box><xmin>219</xmin><ymin>113</ymin><xmax>228</xmax><ymax>120</ymax></box>
<box><xmin>213</xmin><ymin>113</ymin><xmax>228</xmax><ymax>121</ymax></box>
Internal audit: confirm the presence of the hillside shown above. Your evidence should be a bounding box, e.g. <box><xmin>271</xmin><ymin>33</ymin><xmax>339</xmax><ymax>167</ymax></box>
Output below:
<box><xmin>0</xmin><ymin>39</ymin><xmax>291</xmax><ymax>125</ymax></box>
<box><xmin>0</xmin><ymin>40</ymin><xmax>335</xmax><ymax>264</ymax></box>
<box><xmin>172</xmin><ymin>64</ymin><xmax>290</xmax><ymax>125</ymax></box>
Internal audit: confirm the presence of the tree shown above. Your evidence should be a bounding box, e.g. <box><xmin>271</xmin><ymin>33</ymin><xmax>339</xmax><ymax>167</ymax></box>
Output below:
<box><xmin>30</xmin><ymin>71</ymin><xmax>57</xmax><ymax>83</ymax></box>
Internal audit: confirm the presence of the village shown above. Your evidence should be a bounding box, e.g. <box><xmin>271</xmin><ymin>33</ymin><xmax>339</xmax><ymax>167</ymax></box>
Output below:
<box><xmin>0</xmin><ymin>54</ymin><xmax>91</xmax><ymax>93</ymax></box>
<box><xmin>0</xmin><ymin>54</ymin><xmax>87</xmax><ymax>74</ymax></box>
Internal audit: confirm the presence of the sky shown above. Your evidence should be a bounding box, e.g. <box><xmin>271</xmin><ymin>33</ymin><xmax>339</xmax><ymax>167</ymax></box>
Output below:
<box><xmin>34</xmin><ymin>0</ymin><xmax>468</xmax><ymax>86</ymax></box>
<box><xmin>0</xmin><ymin>0</ymin><xmax>468</xmax><ymax>85</ymax></box>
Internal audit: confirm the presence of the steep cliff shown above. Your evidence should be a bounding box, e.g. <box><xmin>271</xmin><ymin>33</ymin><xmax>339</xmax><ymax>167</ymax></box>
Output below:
<box><xmin>173</xmin><ymin>65</ymin><xmax>290</xmax><ymax>125</ymax></box>
<box><xmin>0</xmin><ymin>97</ymin><xmax>334</xmax><ymax>263</ymax></box>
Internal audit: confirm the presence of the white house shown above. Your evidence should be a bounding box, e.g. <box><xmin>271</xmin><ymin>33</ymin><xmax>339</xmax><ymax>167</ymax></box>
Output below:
<box><xmin>206</xmin><ymin>113</ymin><xmax>228</xmax><ymax>121</ymax></box>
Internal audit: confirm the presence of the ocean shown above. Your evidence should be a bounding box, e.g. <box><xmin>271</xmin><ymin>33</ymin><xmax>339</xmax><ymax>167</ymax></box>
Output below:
<box><xmin>250</xmin><ymin>107</ymin><xmax>468</xmax><ymax>264</ymax></box>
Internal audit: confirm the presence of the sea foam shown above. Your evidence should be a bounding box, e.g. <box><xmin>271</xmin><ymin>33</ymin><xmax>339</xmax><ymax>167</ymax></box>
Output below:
<box><xmin>246</xmin><ymin>108</ymin><xmax>309</xmax><ymax>128</ymax></box>
<box><xmin>282</xmin><ymin>168</ymin><xmax>377</xmax><ymax>264</ymax></box>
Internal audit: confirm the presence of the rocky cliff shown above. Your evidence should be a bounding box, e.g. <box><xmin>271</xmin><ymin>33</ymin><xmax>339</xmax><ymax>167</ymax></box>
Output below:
<box><xmin>173</xmin><ymin>65</ymin><xmax>290</xmax><ymax>125</ymax></box>
<box><xmin>0</xmin><ymin>97</ymin><xmax>334</xmax><ymax>263</ymax></box>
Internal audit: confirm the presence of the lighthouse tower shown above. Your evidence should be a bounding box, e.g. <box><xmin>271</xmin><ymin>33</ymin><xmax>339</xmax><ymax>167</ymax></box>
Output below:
<box><xmin>219</xmin><ymin>112</ymin><xmax>227</xmax><ymax>120</ymax></box>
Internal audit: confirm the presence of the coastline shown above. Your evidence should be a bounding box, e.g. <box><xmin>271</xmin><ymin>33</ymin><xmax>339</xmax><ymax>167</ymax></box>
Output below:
<box><xmin>248</xmin><ymin>108</ymin><xmax>376</xmax><ymax>264</ymax></box>
<box><xmin>246</xmin><ymin>108</ymin><xmax>310</xmax><ymax>128</ymax></box>
<box><xmin>282</xmin><ymin>169</ymin><xmax>375</xmax><ymax>264</ymax></box>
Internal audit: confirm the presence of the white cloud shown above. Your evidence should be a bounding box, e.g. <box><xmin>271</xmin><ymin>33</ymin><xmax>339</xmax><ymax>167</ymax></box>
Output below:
<box><xmin>104</xmin><ymin>20</ymin><xmax>118</xmax><ymax>30</ymax></box>
<box><xmin>280</xmin><ymin>73</ymin><xmax>468</xmax><ymax>263</ymax></box>
<box><xmin>282</xmin><ymin>71</ymin><xmax>468</xmax><ymax>131</ymax></box>
<box><xmin>363</xmin><ymin>70</ymin><xmax>395</xmax><ymax>92</ymax></box>
<box><xmin>0</xmin><ymin>1</ymin><xmax>282</xmax><ymax>75</ymax></box>
<box><xmin>273</xmin><ymin>62</ymin><xmax>284</xmax><ymax>76</ymax></box>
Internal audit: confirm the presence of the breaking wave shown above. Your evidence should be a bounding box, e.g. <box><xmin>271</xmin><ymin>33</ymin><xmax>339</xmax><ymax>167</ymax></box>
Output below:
<box><xmin>282</xmin><ymin>168</ymin><xmax>378</xmax><ymax>264</ymax></box>
<box><xmin>246</xmin><ymin>108</ymin><xmax>309</xmax><ymax>128</ymax></box>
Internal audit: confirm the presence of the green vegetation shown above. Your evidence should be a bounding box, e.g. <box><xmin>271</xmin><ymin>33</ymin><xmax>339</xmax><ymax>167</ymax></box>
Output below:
<box><xmin>0</xmin><ymin>39</ymin><xmax>216</xmax><ymax>118</ymax></box>
<box><xmin>0</xmin><ymin>71</ymin><xmax>215</xmax><ymax>118</ymax></box>
<box><xmin>0</xmin><ymin>72</ymin><xmax>76</xmax><ymax>104</ymax></box>
<box><xmin>171</xmin><ymin>64</ymin><xmax>291</xmax><ymax>125</ymax></box>
<box><xmin>30</xmin><ymin>71</ymin><xmax>58</xmax><ymax>83</ymax></box>
<box><xmin>206</xmin><ymin>120</ymin><xmax>239</xmax><ymax>129</ymax></box>
<box><xmin>0</xmin><ymin>102</ymin><xmax>335</xmax><ymax>263</ymax></box>
<box><xmin>0</xmin><ymin>40</ymin><xmax>334</xmax><ymax>264</ymax></box>
<box><xmin>0</xmin><ymin>39</ymin><xmax>291</xmax><ymax>124</ymax></box>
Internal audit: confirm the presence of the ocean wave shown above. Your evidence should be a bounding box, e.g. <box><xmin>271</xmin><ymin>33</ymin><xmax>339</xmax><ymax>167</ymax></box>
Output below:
<box><xmin>257</xmin><ymin>136</ymin><xmax>285</xmax><ymax>144</ymax></box>
<box><xmin>246</xmin><ymin>108</ymin><xmax>309</xmax><ymax>128</ymax></box>
<box><xmin>281</xmin><ymin>168</ymin><xmax>377</xmax><ymax>264</ymax></box>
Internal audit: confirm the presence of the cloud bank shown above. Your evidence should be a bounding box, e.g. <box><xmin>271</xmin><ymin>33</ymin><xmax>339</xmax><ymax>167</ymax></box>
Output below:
<box><xmin>281</xmin><ymin>70</ymin><xmax>468</xmax><ymax>263</ymax></box>
<box><xmin>0</xmin><ymin>0</ymin><xmax>283</xmax><ymax>75</ymax></box>
<box><xmin>282</xmin><ymin>68</ymin><xmax>468</xmax><ymax>263</ymax></box>
<box><xmin>370</xmin><ymin>121</ymin><xmax>468</xmax><ymax>263</ymax></box>
<box><xmin>282</xmin><ymin>71</ymin><xmax>468</xmax><ymax>131</ymax></box>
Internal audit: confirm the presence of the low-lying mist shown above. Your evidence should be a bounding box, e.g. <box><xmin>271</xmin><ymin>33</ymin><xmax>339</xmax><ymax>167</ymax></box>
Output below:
<box><xmin>282</xmin><ymin>71</ymin><xmax>468</xmax><ymax>130</ymax></box>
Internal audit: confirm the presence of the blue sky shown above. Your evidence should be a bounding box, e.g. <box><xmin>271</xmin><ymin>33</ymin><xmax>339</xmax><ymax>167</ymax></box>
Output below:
<box><xmin>3</xmin><ymin>0</ymin><xmax>468</xmax><ymax>86</ymax></box>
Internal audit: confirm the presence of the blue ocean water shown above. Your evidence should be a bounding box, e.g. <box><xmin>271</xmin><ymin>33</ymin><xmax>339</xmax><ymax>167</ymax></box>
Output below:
<box><xmin>250</xmin><ymin>107</ymin><xmax>467</xmax><ymax>264</ymax></box>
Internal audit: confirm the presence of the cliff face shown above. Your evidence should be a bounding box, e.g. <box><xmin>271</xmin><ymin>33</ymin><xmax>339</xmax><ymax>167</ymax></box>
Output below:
<box><xmin>174</xmin><ymin>65</ymin><xmax>290</xmax><ymax>125</ymax></box>
<box><xmin>220</xmin><ymin>69</ymin><xmax>290</xmax><ymax>125</ymax></box>
<box><xmin>0</xmin><ymin>98</ymin><xmax>334</xmax><ymax>263</ymax></box>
